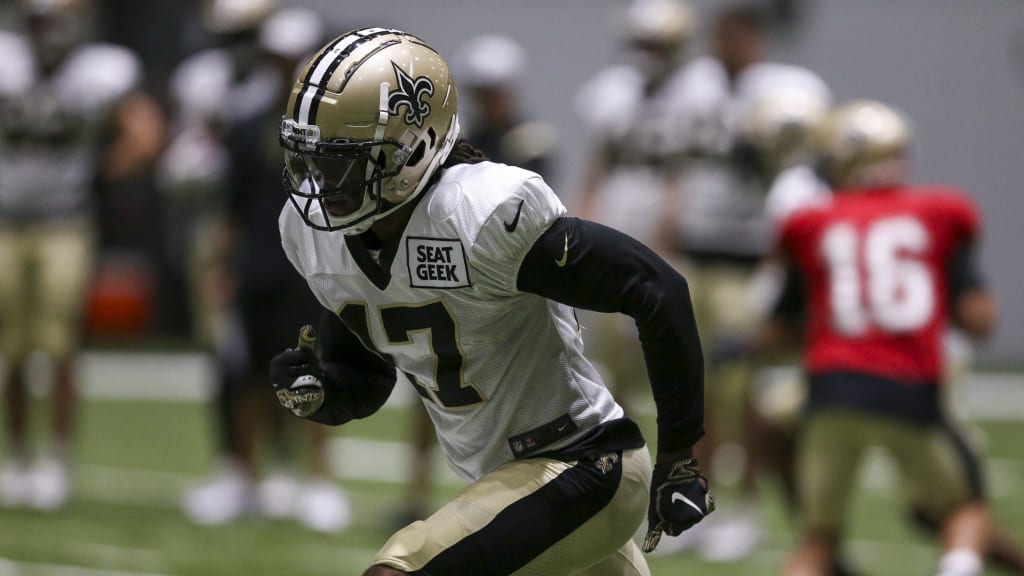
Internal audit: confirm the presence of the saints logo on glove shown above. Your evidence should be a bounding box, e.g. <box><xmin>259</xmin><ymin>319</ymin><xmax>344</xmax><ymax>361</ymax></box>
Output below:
<box><xmin>642</xmin><ymin>457</ymin><xmax>715</xmax><ymax>553</ymax></box>
<box><xmin>270</xmin><ymin>325</ymin><xmax>325</xmax><ymax>418</ymax></box>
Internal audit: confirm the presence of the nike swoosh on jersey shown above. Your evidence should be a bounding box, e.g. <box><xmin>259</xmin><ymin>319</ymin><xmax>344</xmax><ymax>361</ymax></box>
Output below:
<box><xmin>503</xmin><ymin>199</ymin><xmax>525</xmax><ymax>232</ymax></box>
<box><xmin>671</xmin><ymin>491</ymin><xmax>704</xmax><ymax>515</ymax></box>
<box><xmin>555</xmin><ymin>233</ymin><xmax>569</xmax><ymax>267</ymax></box>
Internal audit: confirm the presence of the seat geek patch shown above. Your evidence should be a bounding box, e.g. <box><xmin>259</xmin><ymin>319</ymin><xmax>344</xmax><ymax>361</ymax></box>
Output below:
<box><xmin>406</xmin><ymin>237</ymin><xmax>471</xmax><ymax>289</ymax></box>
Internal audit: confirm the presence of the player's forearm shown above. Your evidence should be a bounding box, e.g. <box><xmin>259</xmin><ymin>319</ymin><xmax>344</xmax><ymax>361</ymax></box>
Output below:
<box><xmin>637</xmin><ymin>288</ymin><xmax>705</xmax><ymax>452</ymax></box>
<box><xmin>313</xmin><ymin>309</ymin><xmax>398</xmax><ymax>425</ymax></box>
<box><xmin>954</xmin><ymin>289</ymin><xmax>996</xmax><ymax>340</ymax></box>
<box><xmin>310</xmin><ymin>360</ymin><xmax>396</xmax><ymax>425</ymax></box>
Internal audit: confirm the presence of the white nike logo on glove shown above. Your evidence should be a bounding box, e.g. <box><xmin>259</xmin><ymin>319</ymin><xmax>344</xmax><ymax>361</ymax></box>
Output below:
<box><xmin>671</xmin><ymin>491</ymin><xmax>704</xmax><ymax>515</ymax></box>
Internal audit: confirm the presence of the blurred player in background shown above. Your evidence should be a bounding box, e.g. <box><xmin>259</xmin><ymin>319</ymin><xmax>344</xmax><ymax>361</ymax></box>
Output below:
<box><xmin>730</xmin><ymin>84</ymin><xmax>830</xmax><ymax>516</ymax></box>
<box><xmin>160</xmin><ymin>0</ymin><xmax>348</xmax><ymax>531</ymax></box>
<box><xmin>758</xmin><ymin>98</ymin><xmax>1024</xmax><ymax>575</ymax></box>
<box><xmin>573</xmin><ymin>0</ymin><xmax>695</xmax><ymax>423</ymax></box>
<box><xmin>454</xmin><ymin>34</ymin><xmax>557</xmax><ymax>181</ymax></box>
<box><xmin>270</xmin><ymin>27</ymin><xmax>712</xmax><ymax>575</ymax></box>
<box><xmin>771</xmin><ymin>100</ymin><xmax>1024</xmax><ymax>576</ymax></box>
<box><xmin>658</xmin><ymin>3</ymin><xmax>831</xmax><ymax>560</ymax></box>
<box><xmin>393</xmin><ymin>32</ymin><xmax>559</xmax><ymax>527</ymax></box>
<box><xmin>0</xmin><ymin>0</ymin><xmax>164</xmax><ymax>511</ymax></box>
<box><xmin>226</xmin><ymin>4</ymin><xmax>351</xmax><ymax>534</ymax></box>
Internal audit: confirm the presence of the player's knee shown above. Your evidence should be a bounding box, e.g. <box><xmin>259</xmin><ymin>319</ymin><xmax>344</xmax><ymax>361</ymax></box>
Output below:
<box><xmin>362</xmin><ymin>565</ymin><xmax>408</xmax><ymax>576</ymax></box>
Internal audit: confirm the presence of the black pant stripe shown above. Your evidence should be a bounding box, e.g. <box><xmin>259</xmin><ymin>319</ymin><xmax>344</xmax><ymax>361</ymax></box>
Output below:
<box><xmin>416</xmin><ymin>453</ymin><xmax>624</xmax><ymax>576</ymax></box>
<box><xmin>940</xmin><ymin>419</ymin><xmax>987</xmax><ymax>500</ymax></box>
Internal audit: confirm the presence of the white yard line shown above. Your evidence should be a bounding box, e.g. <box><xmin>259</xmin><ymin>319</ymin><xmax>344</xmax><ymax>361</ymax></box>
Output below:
<box><xmin>0</xmin><ymin>557</ymin><xmax>168</xmax><ymax>576</ymax></box>
<box><xmin>76</xmin><ymin>466</ymin><xmax>194</xmax><ymax>509</ymax></box>
<box><xmin>73</xmin><ymin>435</ymin><xmax>470</xmax><ymax>510</ymax></box>
<box><xmin>4</xmin><ymin>351</ymin><xmax>1019</xmax><ymax>419</ymax></box>
<box><xmin>329</xmin><ymin>436</ymin><xmax>466</xmax><ymax>487</ymax></box>
<box><xmin>63</xmin><ymin>545</ymin><xmax>164</xmax><ymax>576</ymax></box>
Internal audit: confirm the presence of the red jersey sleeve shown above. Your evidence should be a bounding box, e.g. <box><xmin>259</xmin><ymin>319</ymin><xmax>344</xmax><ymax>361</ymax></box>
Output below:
<box><xmin>779</xmin><ymin>207</ymin><xmax>822</xmax><ymax>258</ymax></box>
<box><xmin>926</xmin><ymin>187</ymin><xmax>981</xmax><ymax>248</ymax></box>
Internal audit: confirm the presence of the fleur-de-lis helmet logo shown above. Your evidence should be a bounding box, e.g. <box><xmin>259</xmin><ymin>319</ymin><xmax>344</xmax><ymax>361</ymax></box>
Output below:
<box><xmin>387</xmin><ymin>62</ymin><xmax>435</xmax><ymax>128</ymax></box>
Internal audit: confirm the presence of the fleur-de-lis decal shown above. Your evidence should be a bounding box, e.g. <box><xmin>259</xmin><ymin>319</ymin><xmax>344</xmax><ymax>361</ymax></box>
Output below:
<box><xmin>388</xmin><ymin>62</ymin><xmax>435</xmax><ymax>128</ymax></box>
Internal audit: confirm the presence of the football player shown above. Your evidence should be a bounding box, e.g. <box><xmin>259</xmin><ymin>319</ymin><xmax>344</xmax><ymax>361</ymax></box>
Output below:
<box><xmin>659</xmin><ymin>4</ymin><xmax>831</xmax><ymax>560</ymax></box>
<box><xmin>771</xmin><ymin>100</ymin><xmax>1022</xmax><ymax>576</ymax></box>
<box><xmin>575</xmin><ymin>0</ymin><xmax>695</xmax><ymax>253</ymax></box>
<box><xmin>453</xmin><ymin>34</ymin><xmax>557</xmax><ymax>181</ymax></box>
<box><xmin>270</xmin><ymin>28</ymin><xmax>713</xmax><ymax>575</ymax></box>
<box><xmin>0</xmin><ymin>0</ymin><xmax>164</xmax><ymax>510</ymax></box>
<box><xmin>732</xmin><ymin>83</ymin><xmax>831</xmax><ymax>507</ymax></box>
<box><xmin>392</xmin><ymin>33</ymin><xmax>560</xmax><ymax>528</ymax></box>
<box><xmin>572</xmin><ymin>0</ymin><xmax>696</xmax><ymax>454</ymax></box>
<box><xmin>162</xmin><ymin>0</ymin><xmax>349</xmax><ymax>531</ymax></box>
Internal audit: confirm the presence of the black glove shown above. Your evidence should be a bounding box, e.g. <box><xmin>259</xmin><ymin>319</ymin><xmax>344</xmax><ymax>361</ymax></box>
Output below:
<box><xmin>269</xmin><ymin>325</ymin><xmax>325</xmax><ymax>418</ymax></box>
<box><xmin>642</xmin><ymin>457</ymin><xmax>715</xmax><ymax>553</ymax></box>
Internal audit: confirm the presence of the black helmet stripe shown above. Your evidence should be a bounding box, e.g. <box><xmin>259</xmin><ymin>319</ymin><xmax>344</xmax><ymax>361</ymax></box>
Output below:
<box><xmin>293</xmin><ymin>28</ymin><xmax>404</xmax><ymax>125</ymax></box>
<box><xmin>291</xmin><ymin>33</ymin><xmax>348</xmax><ymax>121</ymax></box>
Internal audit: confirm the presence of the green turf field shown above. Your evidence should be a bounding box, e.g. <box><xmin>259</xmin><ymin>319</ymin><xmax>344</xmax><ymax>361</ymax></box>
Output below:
<box><xmin>1</xmin><ymin>393</ymin><xmax>1022</xmax><ymax>575</ymax></box>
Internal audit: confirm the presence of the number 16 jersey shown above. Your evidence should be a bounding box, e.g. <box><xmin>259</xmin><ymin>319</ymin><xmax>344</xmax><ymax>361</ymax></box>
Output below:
<box><xmin>279</xmin><ymin>162</ymin><xmax>625</xmax><ymax>481</ymax></box>
<box><xmin>779</xmin><ymin>186</ymin><xmax>980</xmax><ymax>384</ymax></box>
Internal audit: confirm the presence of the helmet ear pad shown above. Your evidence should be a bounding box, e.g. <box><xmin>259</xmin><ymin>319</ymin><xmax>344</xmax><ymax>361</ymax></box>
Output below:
<box><xmin>381</xmin><ymin>126</ymin><xmax>433</xmax><ymax>203</ymax></box>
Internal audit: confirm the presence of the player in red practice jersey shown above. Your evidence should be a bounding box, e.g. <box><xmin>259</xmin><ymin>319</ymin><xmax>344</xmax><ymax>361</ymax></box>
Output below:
<box><xmin>770</xmin><ymin>101</ymin><xmax>1023</xmax><ymax>576</ymax></box>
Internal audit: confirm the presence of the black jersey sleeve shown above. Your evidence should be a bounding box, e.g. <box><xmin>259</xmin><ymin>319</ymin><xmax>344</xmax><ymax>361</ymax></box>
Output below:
<box><xmin>309</xmin><ymin>308</ymin><xmax>398</xmax><ymax>425</ymax></box>
<box><xmin>947</xmin><ymin>240</ymin><xmax>986</xmax><ymax>302</ymax></box>
<box><xmin>771</xmin><ymin>261</ymin><xmax>807</xmax><ymax>326</ymax></box>
<box><xmin>516</xmin><ymin>217</ymin><xmax>704</xmax><ymax>452</ymax></box>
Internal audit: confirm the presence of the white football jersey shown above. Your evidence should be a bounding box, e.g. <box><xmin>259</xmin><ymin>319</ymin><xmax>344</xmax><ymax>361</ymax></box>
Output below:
<box><xmin>160</xmin><ymin>48</ymin><xmax>283</xmax><ymax>206</ymax></box>
<box><xmin>0</xmin><ymin>31</ymin><xmax>141</xmax><ymax>220</ymax></box>
<box><xmin>574</xmin><ymin>64</ymin><xmax>691</xmax><ymax>247</ymax></box>
<box><xmin>764</xmin><ymin>164</ymin><xmax>830</xmax><ymax>229</ymax></box>
<box><xmin>168</xmin><ymin>47</ymin><xmax>280</xmax><ymax>129</ymax></box>
<box><xmin>280</xmin><ymin>162</ymin><xmax>625</xmax><ymax>481</ymax></box>
<box><xmin>674</xmin><ymin>57</ymin><xmax>831</xmax><ymax>257</ymax></box>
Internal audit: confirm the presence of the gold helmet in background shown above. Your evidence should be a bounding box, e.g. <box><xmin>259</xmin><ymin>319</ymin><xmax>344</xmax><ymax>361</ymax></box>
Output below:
<box><xmin>737</xmin><ymin>87</ymin><xmax>830</xmax><ymax>176</ymax></box>
<box><xmin>202</xmin><ymin>0</ymin><xmax>275</xmax><ymax>36</ymax></box>
<box><xmin>280</xmin><ymin>28</ymin><xmax>460</xmax><ymax>234</ymax></box>
<box><xmin>815</xmin><ymin>99</ymin><xmax>912</xmax><ymax>189</ymax></box>
<box><xmin>624</xmin><ymin>0</ymin><xmax>696</xmax><ymax>50</ymax></box>
<box><xmin>622</xmin><ymin>0</ymin><xmax>697</xmax><ymax>79</ymax></box>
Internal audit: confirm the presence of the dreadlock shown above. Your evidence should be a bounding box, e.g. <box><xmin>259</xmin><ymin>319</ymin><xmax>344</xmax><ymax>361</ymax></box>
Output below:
<box><xmin>423</xmin><ymin>139</ymin><xmax>488</xmax><ymax>190</ymax></box>
<box><xmin>443</xmin><ymin>139</ymin><xmax>489</xmax><ymax>167</ymax></box>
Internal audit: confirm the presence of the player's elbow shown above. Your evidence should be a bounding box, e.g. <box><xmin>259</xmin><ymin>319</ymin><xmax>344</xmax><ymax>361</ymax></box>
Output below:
<box><xmin>339</xmin><ymin>372</ymin><xmax>397</xmax><ymax>420</ymax></box>
<box><xmin>954</xmin><ymin>289</ymin><xmax>996</xmax><ymax>340</ymax></box>
<box><xmin>347</xmin><ymin>378</ymin><xmax>395</xmax><ymax>419</ymax></box>
<box><xmin>319</xmin><ymin>362</ymin><xmax>397</xmax><ymax>421</ymax></box>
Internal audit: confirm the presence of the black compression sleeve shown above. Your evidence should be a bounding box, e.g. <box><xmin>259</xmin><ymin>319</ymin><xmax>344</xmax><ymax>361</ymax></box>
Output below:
<box><xmin>309</xmin><ymin>309</ymin><xmax>397</xmax><ymax>426</ymax></box>
<box><xmin>772</xmin><ymin>261</ymin><xmax>806</xmax><ymax>326</ymax></box>
<box><xmin>516</xmin><ymin>217</ymin><xmax>704</xmax><ymax>452</ymax></box>
<box><xmin>947</xmin><ymin>241</ymin><xmax>985</xmax><ymax>303</ymax></box>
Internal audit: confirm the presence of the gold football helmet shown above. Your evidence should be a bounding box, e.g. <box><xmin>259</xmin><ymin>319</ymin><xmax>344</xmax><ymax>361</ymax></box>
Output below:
<box><xmin>815</xmin><ymin>99</ymin><xmax>911</xmax><ymax>189</ymax></box>
<box><xmin>624</xmin><ymin>0</ymin><xmax>696</xmax><ymax>49</ymax></box>
<box><xmin>737</xmin><ymin>87</ymin><xmax>830</xmax><ymax>175</ymax></box>
<box><xmin>622</xmin><ymin>0</ymin><xmax>696</xmax><ymax>78</ymax></box>
<box><xmin>202</xmin><ymin>0</ymin><xmax>275</xmax><ymax>36</ymax></box>
<box><xmin>280</xmin><ymin>28</ymin><xmax>460</xmax><ymax>234</ymax></box>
